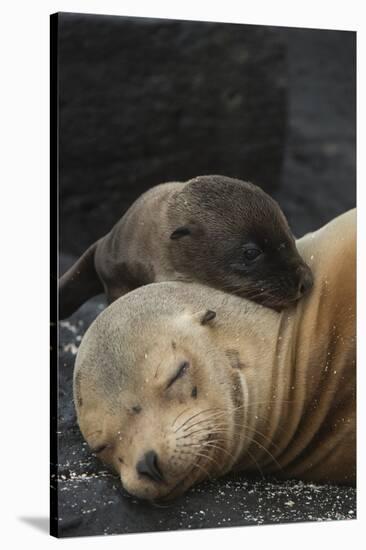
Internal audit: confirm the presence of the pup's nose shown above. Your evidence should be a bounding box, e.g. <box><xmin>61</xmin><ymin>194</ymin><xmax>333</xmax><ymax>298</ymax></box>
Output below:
<box><xmin>297</xmin><ymin>266</ymin><xmax>314</xmax><ymax>296</ymax></box>
<box><xmin>136</xmin><ymin>450</ymin><xmax>165</xmax><ymax>483</ymax></box>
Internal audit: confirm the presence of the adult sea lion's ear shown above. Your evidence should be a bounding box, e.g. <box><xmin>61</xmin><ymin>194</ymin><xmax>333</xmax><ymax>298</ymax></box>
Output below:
<box><xmin>170</xmin><ymin>226</ymin><xmax>191</xmax><ymax>240</ymax></box>
<box><xmin>195</xmin><ymin>309</ymin><xmax>216</xmax><ymax>326</ymax></box>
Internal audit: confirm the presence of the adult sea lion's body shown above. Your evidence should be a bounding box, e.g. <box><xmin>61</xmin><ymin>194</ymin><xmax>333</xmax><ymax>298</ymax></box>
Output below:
<box><xmin>60</xmin><ymin>175</ymin><xmax>313</xmax><ymax>318</ymax></box>
<box><xmin>74</xmin><ymin>209</ymin><xmax>356</xmax><ymax>501</ymax></box>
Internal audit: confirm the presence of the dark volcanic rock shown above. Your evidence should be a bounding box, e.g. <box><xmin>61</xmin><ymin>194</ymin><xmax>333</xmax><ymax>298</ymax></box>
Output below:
<box><xmin>57</xmin><ymin>13</ymin><xmax>288</xmax><ymax>256</ymax></box>
<box><xmin>274</xmin><ymin>28</ymin><xmax>356</xmax><ymax>237</ymax></box>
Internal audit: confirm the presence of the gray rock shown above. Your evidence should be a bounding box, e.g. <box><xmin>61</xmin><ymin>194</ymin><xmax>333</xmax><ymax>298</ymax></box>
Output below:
<box><xmin>57</xmin><ymin>13</ymin><xmax>288</xmax><ymax>256</ymax></box>
<box><xmin>274</xmin><ymin>28</ymin><xmax>356</xmax><ymax>237</ymax></box>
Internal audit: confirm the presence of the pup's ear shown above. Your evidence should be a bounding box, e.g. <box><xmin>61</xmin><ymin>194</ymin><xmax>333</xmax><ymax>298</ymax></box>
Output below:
<box><xmin>194</xmin><ymin>309</ymin><xmax>217</xmax><ymax>326</ymax></box>
<box><xmin>170</xmin><ymin>226</ymin><xmax>191</xmax><ymax>240</ymax></box>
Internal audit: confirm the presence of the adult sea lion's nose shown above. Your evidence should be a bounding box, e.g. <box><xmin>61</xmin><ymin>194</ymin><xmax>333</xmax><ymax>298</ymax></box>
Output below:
<box><xmin>136</xmin><ymin>450</ymin><xmax>165</xmax><ymax>483</ymax></box>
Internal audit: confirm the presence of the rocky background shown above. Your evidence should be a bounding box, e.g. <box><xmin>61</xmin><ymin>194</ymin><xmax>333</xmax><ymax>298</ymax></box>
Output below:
<box><xmin>55</xmin><ymin>12</ymin><xmax>356</xmax><ymax>538</ymax></box>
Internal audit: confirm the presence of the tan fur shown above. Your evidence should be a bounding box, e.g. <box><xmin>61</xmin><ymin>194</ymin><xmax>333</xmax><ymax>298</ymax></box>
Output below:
<box><xmin>74</xmin><ymin>209</ymin><xmax>356</xmax><ymax>500</ymax></box>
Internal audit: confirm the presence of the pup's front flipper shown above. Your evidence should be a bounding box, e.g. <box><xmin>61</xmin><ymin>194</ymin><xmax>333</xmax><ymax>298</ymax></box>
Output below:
<box><xmin>58</xmin><ymin>241</ymin><xmax>103</xmax><ymax>319</ymax></box>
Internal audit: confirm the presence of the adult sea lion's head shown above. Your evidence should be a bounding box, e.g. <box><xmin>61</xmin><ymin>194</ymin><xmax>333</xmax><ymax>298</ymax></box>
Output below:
<box><xmin>167</xmin><ymin>175</ymin><xmax>313</xmax><ymax>309</ymax></box>
<box><xmin>74</xmin><ymin>285</ymin><xmax>245</xmax><ymax>502</ymax></box>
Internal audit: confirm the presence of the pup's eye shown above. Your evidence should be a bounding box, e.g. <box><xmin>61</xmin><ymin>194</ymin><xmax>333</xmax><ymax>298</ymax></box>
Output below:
<box><xmin>170</xmin><ymin>227</ymin><xmax>191</xmax><ymax>240</ymax></box>
<box><xmin>243</xmin><ymin>246</ymin><xmax>262</xmax><ymax>262</ymax></box>
<box><xmin>166</xmin><ymin>361</ymin><xmax>190</xmax><ymax>389</ymax></box>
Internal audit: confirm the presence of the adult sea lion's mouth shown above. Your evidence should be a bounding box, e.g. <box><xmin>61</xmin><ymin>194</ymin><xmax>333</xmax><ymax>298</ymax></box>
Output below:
<box><xmin>155</xmin><ymin>451</ymin><xmax>212</xmax><ymax>503</ymax></box>
<box><xmin>155</xmin><ymin>468</ymin><xmax>198</xmax><ymax>502</ymax></box>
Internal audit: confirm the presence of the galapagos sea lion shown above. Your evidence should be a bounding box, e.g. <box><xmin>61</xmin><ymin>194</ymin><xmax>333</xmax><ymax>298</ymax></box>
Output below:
<box><xmin>73</xmin><ymin>209</ymin><xmax>355</xmax><ymax>502</ymax></box>
<box><xmin>60</xmin><ymin>175</ymin><xmax>313</xmax><ymax>318</ymax></box>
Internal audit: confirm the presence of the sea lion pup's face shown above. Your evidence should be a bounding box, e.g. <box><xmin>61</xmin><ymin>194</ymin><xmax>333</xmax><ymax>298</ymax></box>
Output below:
<box><xmin>167</xmin><ymin>175</ymin><xmax>313</xmax><ymax>309</ymax></box>
<box><xmin>74</xmin><ymin>298</ymin><xmax>238</xmax><ymax>502</ymax></box>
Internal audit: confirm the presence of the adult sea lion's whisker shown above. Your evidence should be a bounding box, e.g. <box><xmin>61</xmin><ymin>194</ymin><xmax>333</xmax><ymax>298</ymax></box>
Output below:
<box><xmin>212</xmin><ymin>421</ymin><xmax>282</xmax><ymax>451</ymax></box>
<box><xmin>245</xmin><ymin>447</ymin><xmax>265</xmax><ymax>479</ymax></box>
<box><xmin>203</xmin><ymin>425</ymin><xmax>282</xmax><ymax>459</ymax></box>
<box><xmin>174</xmin><ymin>407</ymin><xmax>222</xmax><ymax>433</ymax></box>
<box><xmin>171</xmin><ymin>407</ymin><xmax>192</xmax><ymax>428</ymax></box>
<box><xmin>193</xmin><ymin>459</ymin><xmax>213</xmax><ymax>480</ymax></box>
<box><xmin>181</xmin><ymin>410</ymin><xmax>232</xmax><ymax>432</ymax></box>
<box><xmin>176</xmin><ymin>426</ymin><xmax>218</xmax><ymax>440</ymax></box>
<box><xmin>178</xmin><ymin>438</ymin><xmax>233</xmax><ymax>459</ymax></box>
<box><xmin>192</xmin><ymin>450</ymin><xmax>221</xmax><ymax>471</ymax></box>
<box><xmin>183</xmin><ymin>422</ymin><xmax>280</xmax><ymax>461</ymax></box>
<box><xmin>249</xmin><ymin>438</ymin><xmax>283</xmax><ymax>471</ymax></box>
<box><xmin>202</xmin><ymin>442</ymin><xmax>236</xmax><ymax>461</ymax></box>
<box><xmin>198</xmin><ymin>426</ymin><xmax>283</xmax><ymax>465</ymax></box>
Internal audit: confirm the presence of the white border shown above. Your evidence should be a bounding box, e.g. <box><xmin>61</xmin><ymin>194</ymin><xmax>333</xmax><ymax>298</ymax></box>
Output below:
<box><xmin>0</xmin><ymin>0</ymin><xmax>364</xmax><ymax>547</ymax></box>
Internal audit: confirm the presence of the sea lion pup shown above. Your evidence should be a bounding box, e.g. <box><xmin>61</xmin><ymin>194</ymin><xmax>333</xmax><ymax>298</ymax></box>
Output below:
<box><xmin>74</xmin><ymin>209</ymin><xmax>355</xmax><ymax>502</ymax></box>
<box><xmin>60</xmin><ymin>175</ymin><xmax>313</xmax><ymax>318</ymax></box>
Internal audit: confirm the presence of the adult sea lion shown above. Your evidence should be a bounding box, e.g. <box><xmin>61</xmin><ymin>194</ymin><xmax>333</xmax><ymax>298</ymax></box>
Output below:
<box><xmin>74</xmin><ymin>209</ymin><xmax>356</xmax><ymax>501</ymax></box>
<box><xmin>60</xmin><ymin>175</ymin><xmax>313</xmax><ymax>318</ymax></box>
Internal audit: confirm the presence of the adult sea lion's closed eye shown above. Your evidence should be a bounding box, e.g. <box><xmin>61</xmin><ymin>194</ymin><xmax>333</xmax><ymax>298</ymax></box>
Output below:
<box><xmin>166</xmin><ymin>361</ymin><xmax>190</xmax><ymax>389</ymax></box>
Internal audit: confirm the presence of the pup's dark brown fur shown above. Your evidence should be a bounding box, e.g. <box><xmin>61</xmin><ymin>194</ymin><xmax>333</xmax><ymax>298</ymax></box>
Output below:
<box><xmin>59</xmin><ymin>175</ymin><xmax>313</xmax><ymax>318</ymax></box>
